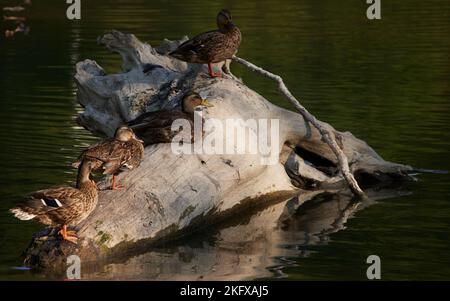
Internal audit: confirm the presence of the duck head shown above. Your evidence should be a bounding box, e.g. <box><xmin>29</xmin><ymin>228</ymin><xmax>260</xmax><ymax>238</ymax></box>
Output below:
<box><xmin>115</xmin><ymin>125</ymin><xmax>144</xmax><ymax>143</ymax></box>
<box><xmin>77</xmin><ymin>160</ymin><xmax>96</xmax><ymax>187</ymax></box>
<box><xmin>217</xmin><ymin>9</ymin><xmax>235</xmax><ymax>32</ymax></box>
<box><xmin>182</xmin><ymin>92</ymin><xmax>213</xmax><ymax>113</ymax></box>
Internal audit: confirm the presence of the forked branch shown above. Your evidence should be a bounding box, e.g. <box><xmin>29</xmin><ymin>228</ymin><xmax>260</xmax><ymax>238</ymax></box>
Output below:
<box><xmin>232</xmin><ymin>55</ymin><xmax>366</xmax><ymax>198</ymax></box>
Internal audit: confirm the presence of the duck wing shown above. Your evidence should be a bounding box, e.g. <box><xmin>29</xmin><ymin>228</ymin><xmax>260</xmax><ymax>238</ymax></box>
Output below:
<box><xmin>102</xmin><ymin>140</ymin><xmax>143</xmax><ymax>174</ymax></box>
<box><xmin>169</xmin><ymin>30</ymin><xmax>224</xmax><ymax>63</ymax></box>
<box><xmin>72</xmin><ymin>138</ymin><xmax>119</xmax><ymax>169</ymax></box>
<box><xmin>128</xmin><ymin>110</ymin><xmax>193</xmax><ymax>145</ymax></box>
<box><xmin>124</xmin><ymin>140</ymin><xmax>145</xmax><ymax>169</ymax></box>
<box><xmin>10</xmin><ymin>186</ymin><xmax>84</xmax><ymax>221</ymax></box>
<box><xmin>135</xmin><ymin>127</ymin><xmax>178</xmax><ymax>145</ymax></box>
<box><xmin>127</xmin><ymin>110</ymin><xmax>177</xmax><ymax>127</ymax></box>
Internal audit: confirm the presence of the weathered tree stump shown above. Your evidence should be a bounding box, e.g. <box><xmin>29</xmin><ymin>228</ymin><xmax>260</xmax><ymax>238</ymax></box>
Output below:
<box><xmin>23</xmin><ymin>30</ymin><xmax>412</xmax><ymax>271</ymax></box>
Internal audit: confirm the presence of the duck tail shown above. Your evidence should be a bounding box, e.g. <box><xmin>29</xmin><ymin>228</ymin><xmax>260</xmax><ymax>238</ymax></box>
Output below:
<box><xmin>9</xmin><ymin>207</ymin><xmax>36</xmax><ymax>221</ymax></box>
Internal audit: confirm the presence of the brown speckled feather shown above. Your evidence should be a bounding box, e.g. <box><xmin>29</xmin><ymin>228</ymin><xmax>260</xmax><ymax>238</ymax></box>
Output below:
<box><xmin>170</xmin><ymin>27</ymin><xmax>241</xmax><ymax>64</ymax></box>
<box><xmin>127</xmin><ymin>110</ymin><xmax>194</xmax><ymax>146</ymax></box>
<box><xmin>73</xmin><ymin>138</ymin><xmax>144</xmax><ymax>175</ymax></box>
<box><xmin>14</xmin><ymin>181</ymin><xmax>98</xmax><ymax>227</ymax></box>
<box><xmin>103</xmin><ymin>139</ymin><xmax>144</xmax><ymax>174</ymax></box>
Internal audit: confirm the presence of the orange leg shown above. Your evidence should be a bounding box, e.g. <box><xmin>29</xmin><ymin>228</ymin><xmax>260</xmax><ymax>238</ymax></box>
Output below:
<box><xmin>59</xmin><ymin>225</ymin><xmax>78</xmax><ymax>244</ymax></box>
<box><xmin>208</xmin><ymin>63</ymin><xmax>222</xmax><ymax>78</ymax></box>
<box><xmin>110</xmin><ymin>175</ymin><xmax>125</xmax><ymax>190</ymax></box>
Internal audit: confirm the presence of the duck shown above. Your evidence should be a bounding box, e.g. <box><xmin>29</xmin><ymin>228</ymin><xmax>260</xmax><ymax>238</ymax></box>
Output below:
<box><xmin>127</xmin><ymin>92</ymin><xmax>213</xmax><ymax>146</ymax></box>
<box><xmin>169</xmin><ymin>9</ymin><xmax>241</xmax><ymax>78</ymax></box>
<box><xmin>10</xmin><ymin>160</ymin><xmax>98</xmax><ymax>244</ymax></box>
<box><xmin>72</xmin><ymin>125</ymin><xmax>144</xmax><ymax>190</ymax></box>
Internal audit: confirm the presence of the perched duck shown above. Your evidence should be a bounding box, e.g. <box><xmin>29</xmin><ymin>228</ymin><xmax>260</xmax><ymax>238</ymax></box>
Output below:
<box><xmin>169</xmin><ymin>9</ymin><xmax>241</xmax><ymax>77</ymax></box>
<box><xmin>72</xmin><ymin>125</ymin><xmax>144</xmax><ymax>190</ymax></box>
<box><xmin>127</xmin><ymin>92</ymin><xmax>213</xmax><ymax>146</ymax></box>
<box><xmin>10</xmin><ymin>160</ymin><xmax>98</xmax><ymax>244</ymax></box>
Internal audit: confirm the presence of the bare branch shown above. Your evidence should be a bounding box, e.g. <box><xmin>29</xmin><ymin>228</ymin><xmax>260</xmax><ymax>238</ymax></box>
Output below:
<box><xmin>232</xmin><ymin>55</ymin><xmax>366</xmax><ymax>198</ymax></box>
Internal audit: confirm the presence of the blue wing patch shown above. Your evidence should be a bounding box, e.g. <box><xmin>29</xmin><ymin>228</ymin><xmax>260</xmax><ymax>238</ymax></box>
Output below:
<box><xmin>41</xmin><ymin>198</ymin><xmax>63</xmax><ymax>208</ymax></box>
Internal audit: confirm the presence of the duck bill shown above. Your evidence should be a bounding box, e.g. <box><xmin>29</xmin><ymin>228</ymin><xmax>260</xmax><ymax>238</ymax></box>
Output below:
<box><xmin>200</xmin><ymin>99</ymin><xmax>214</xmax><ymax>107</ymax></box>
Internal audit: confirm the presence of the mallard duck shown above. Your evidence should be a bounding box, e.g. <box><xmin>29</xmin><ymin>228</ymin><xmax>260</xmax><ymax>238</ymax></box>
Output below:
<box><xmin>169</xmin><ymin>9</ymin><xmax>241</xmax><ymax>77</ymax></box>
<box><xmin>10</xmin><ymin>160</ymin><xmax>98</xmax><ymax>244</ymax></box>
<box><xmin>127</xmin><ymin>92</ymin><xmax>213</xmax><ymax>146</ymax></box>
<box><xmin>72</xmin><ymin>126</ymin><xmax>144</xmax><ymax>190</ymax></box>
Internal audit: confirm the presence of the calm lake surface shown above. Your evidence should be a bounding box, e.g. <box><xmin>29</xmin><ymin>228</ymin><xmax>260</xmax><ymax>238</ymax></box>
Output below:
<box><xmin>0</xmin><ymin>0</ymin><xmax>449</xmax><ymax>280</ymax></box>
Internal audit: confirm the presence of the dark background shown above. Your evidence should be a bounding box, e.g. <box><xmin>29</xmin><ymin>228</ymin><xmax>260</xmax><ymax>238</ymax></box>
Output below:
<box><xmin>0</xmin><ymin>0</ymin><xmax>449</xmax><ymax>280</ymax></box>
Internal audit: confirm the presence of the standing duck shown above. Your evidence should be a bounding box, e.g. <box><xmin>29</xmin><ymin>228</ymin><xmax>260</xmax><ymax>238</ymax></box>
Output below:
<box><xmin>169</xmin><ymin>9</ymin><xmax>241</xmax><ymax>77</ymax></box>
<box><xmin>72</xmin><ymin>125</ymin><xmax>144</xmax><ymax>190</ymax></box>
<box><xmin>10</xmin><ymin>160</ymin><xmax>98</xmax><ymax>244</ymax></box>
<box><xmin>127</xmin><ymin>92</ymin><xmax>213</xmax><ymax>146</ymax></box>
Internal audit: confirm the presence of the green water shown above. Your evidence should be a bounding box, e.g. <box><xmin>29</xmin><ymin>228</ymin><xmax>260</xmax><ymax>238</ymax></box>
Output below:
<box><xmin>0</xmin><ymin>0</ymin><xmax>449</xmax><ymax>280</ymax></box>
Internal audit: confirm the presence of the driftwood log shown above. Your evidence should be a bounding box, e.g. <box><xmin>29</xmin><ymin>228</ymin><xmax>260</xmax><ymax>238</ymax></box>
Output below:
<box><xmin>23</xmin><ymin>30</ymin><xmax>412</xmax><ymax>272</ymax></box>
<box><xmin>70</xmin><ymin>187</ymin><xmax>409</xmax><ymax>280</ymax></box>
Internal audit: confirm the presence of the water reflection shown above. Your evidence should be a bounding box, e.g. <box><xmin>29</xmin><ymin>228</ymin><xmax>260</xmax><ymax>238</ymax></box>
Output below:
<box><xmin>0</xmin><ymin>0</ymin><xmax>449</xmax><ymax>280</ymax></box>
<box><xmin>2</xmin><ymin>1</ymin><xmax>31</xmax><ymax>39</ymax></box>
<box><xmin>81</xmin><ymin>188</ymin><xmax>409</xmax><ymax>280</ymax></box>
